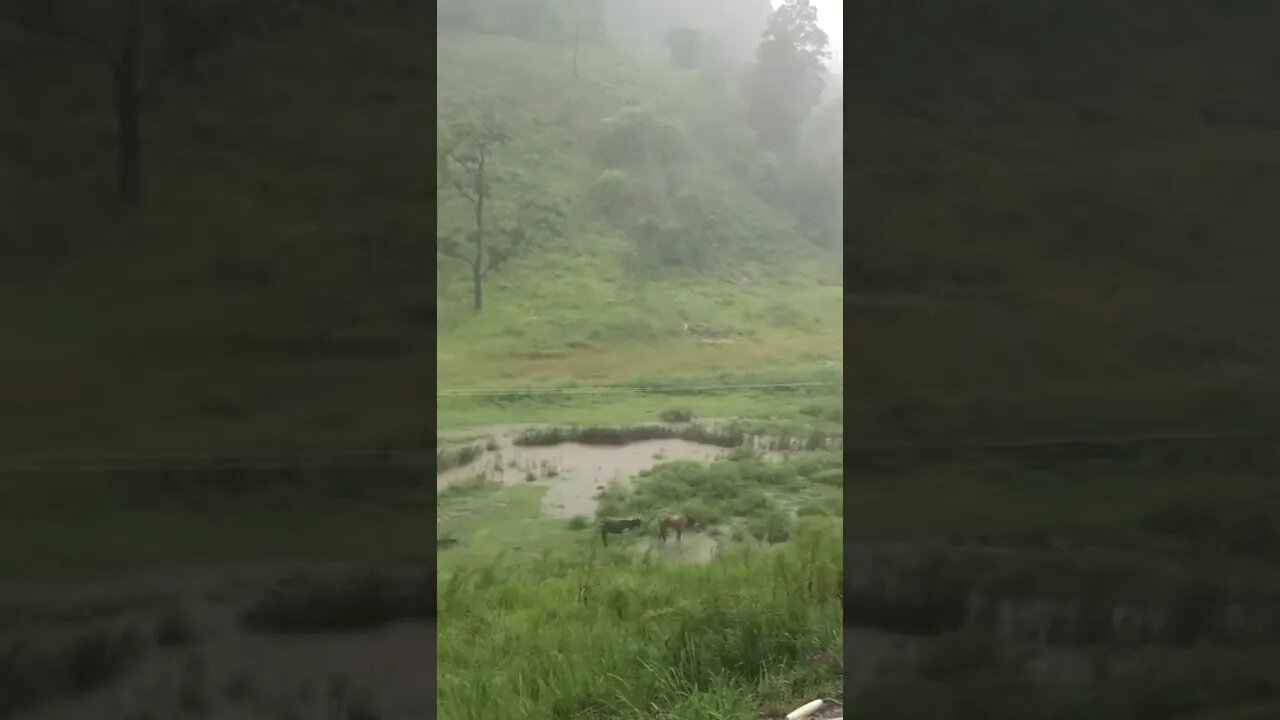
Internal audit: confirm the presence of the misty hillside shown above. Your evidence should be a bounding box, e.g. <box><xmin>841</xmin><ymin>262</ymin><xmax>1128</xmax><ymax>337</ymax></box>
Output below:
<box><xmin>601</xmin><ymin>0</ymin><xmax>773</xmax><ymax>67</ymax></box>
<box><xmin>437</xmin><ymin>0</ymin><xmax>775</xmax><ymax>69</ymax></box>
<box><xmin>435</xmin><ymin>31</ymin><xmax>842</xmax><ymax>389</ymax></box>
<box><xmin>0</xmin><ymin>8</ymin><xmax>841</xmax><ymax>454</ymax></box>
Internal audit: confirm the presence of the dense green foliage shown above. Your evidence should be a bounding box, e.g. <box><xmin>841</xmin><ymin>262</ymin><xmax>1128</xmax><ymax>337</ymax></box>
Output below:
<box><xmin>744</xmin><ymin>0</ymin><xmax>830</xmax><ymax>154</ymax></box>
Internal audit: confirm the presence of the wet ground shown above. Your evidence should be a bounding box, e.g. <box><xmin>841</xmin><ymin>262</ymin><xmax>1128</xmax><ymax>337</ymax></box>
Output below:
<box><xmin>437</xmin><ymin>424</ymin><xmax>778</xmax><ymax>565</ymax></box>
<box><xmin>3</xmin><ymin>425</ymin><xmax>826</xmax><ymax>718</ymax></box>
<box><xmin>438</xmin><ymin>425</ymin><xmax>742</xmax><ymax>518</ymax></box>
<box><xmin>5</xmin><ymin>567</ymin><xmax>434</xmax><ymax>720</ymax></box>
<box><xmin>632</xmin><ymin>532</ymin><xmax>721</xmax><ymax>564</ymax></box>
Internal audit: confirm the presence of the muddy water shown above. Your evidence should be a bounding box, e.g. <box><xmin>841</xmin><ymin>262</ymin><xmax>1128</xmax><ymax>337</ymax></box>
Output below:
<box><xmin>635</xmin><ymin>533</ymin><xmax>720</xmax><ymax>564</ymax></box>
<box><xmin>10</xmin><ymin>574</ymin><xmax>434</xmax><ymax>720</ymax></box>
<box><xmin>437</xmin><ymin>424</ymin><xmax>803</xmax><ymax>568</ymax></box>
<box><xmin>437</xmin><ymin>427</ymin><xmax>731</xmax><ymax>518</ymax></box>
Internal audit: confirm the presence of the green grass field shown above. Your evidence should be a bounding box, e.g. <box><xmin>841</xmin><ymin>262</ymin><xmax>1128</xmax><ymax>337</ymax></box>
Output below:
<box><xmin>438</xmin><ymin>525</ymin><xmax>842</xmax><ymax>720</ymax></box>
<box><xmin>437</xmin><ymin>449</ymin><xmax>844</xmax><ymax>720</ymax></box>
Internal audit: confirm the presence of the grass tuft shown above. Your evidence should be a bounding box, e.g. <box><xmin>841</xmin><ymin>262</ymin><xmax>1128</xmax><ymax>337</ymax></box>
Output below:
<box><xmin>437</xmin><ymin>520</ymin><xmax>842</xmax><ymax>720</ymax></box>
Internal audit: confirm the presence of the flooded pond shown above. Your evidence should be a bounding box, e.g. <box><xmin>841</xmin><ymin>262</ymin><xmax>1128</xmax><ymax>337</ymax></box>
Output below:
<box><xmin>636</xmin><ymin>533</ymin><xmax>720</xmax><ymax>564</ymax></box>
<box><xmin>437</xmin><ymin>425</ymin><xmax>750</xmax><ymax>518</ymax></box>
<box><xmin>436</xmin><ymin>423</ymin><xmax>832</xmax><ymax>565</ymax></box>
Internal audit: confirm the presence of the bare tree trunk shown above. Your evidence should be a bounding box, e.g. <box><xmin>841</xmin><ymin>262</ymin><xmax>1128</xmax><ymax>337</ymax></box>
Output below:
<box><xmin>471</xmin><ymin>150</ymin><xmax>486</xmax><ymax>312</ymax></box>
<box><xmin>114</xmin><ymin>2</ymin><xmax>142</xmax><ymax>208</ymax></box>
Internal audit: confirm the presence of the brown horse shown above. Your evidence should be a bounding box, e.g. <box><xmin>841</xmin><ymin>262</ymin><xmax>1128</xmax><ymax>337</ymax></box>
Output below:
<box><xmin>658</xmin><ymin>514</ymin><xmax>696</xmax><ymax>543</ymax></box>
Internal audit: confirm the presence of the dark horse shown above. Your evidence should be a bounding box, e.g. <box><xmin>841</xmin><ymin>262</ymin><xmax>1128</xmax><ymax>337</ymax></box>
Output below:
<box><xmin>600</xmin><ymin>517</ymin><xmax>642</xmax><ymax>546</ymax></box>
<box><xmin>658</xmin><ymin>514</ymin><xmax>696</xmax><ymax>543</ymax></box>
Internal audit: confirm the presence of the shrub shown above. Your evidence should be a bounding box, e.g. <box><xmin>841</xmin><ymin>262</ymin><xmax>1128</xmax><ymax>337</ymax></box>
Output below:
<box><xmin>514</xmin><ymin>423</ymin><xmax>743</xmax><ymax>448</ymax></box>
<box><xmin>660</xmin><ymin>408</ymin><xmax>694</xmax><ymax>423</ymax></box>
<box><xmin>796</xmin><ymin>500</ymin><xmax>832</xmax><ymax>517</ymax></box>
<box><xmin>435</xmin><ymin>444</ymin><xmax>483</xmax><ymax>474</ymax></box>
<box><xmin>747</xmin><ymin>508</ymin><xmax>793</xmax><ymax>544</ymax></box>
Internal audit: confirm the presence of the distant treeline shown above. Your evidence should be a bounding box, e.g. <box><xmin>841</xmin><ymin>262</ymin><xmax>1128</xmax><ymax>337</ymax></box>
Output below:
<box><xmin>436</xmin><ymin>0</ymin><xmax>773</xmax><ymax>68</ymax></box>
<box><xmin>437</xmin><ymin>0</ymin><xmax>597</xmax><ymax>44</ymax></box>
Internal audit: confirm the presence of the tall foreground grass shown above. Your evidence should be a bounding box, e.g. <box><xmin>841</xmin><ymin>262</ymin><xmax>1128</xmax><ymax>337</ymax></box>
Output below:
<box><xmin>437</xmin><ymin>521</ymin><xmax>842</xmax><ymax>720</ymax></box>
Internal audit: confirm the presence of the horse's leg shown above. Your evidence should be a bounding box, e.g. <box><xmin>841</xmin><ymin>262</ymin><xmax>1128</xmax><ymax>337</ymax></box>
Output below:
<box><xmin>601</xmin><ymin>527</ymin><xmax>608</xmax><ymax>546</ymax></box>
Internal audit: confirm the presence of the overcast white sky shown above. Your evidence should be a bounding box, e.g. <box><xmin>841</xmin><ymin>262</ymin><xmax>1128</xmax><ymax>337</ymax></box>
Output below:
<box><xmin>771</xmin><ymin>0</ymin><xmax>842</xmax><ymax>71</ymax></box>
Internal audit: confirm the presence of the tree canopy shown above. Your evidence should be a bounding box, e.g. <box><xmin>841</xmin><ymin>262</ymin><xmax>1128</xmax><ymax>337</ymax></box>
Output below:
<box><xmin>742</xmin><ymin>0</ymin><xmax>830</xmax><ymax>155</ymax></box>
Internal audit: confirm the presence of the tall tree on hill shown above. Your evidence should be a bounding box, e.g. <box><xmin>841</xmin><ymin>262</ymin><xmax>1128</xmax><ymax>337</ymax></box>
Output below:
<box><xmin>663</xmin><ymin>27</ymin><xmax>700</xmax><ymax>70</ymax></box>
<box><xmin>0</xmin><ymin>0</ymin><xmax>297</xmax><ymax>208</ymax></box>
<box><xmin>439</xmin><ymin>114</ymin><xmax>566</xmax><ymax>312</ymax></box>
<box><xmin>742</xmin><ymin>0</ymin><xmax>829</xmax><ymax>155</ymax></box>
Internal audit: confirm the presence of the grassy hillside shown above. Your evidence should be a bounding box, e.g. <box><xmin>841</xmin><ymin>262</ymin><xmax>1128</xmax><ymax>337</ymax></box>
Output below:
<box><xmin>1</xmin><ymin>18</ymin><xmax>840</xmax><ymax>454</ymax></box>
<box><xmin>434</xmin><ymin>32</ymin><xmax>841</xmax><ymax>397</ymax></box>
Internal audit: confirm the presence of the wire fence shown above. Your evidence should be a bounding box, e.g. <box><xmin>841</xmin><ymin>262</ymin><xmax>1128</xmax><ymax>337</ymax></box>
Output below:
<box><xmin>436</xmin><ymin>380</ymin><xmax>844</xmax><ymax>397</ymax></box>
<box><xmin>0</xmin><ymin>450</ymin><xmax>438</xmax><ymax>475</ymax></box>
<box><xmin>3</xmin><ymin>427</ymin><xmax>1280</xmax><ymax>475</ymax></box>
<box><xmin>844</xmin><ymin>427</ymin><xmax>1280</xmax><ymax>456</ymax></box>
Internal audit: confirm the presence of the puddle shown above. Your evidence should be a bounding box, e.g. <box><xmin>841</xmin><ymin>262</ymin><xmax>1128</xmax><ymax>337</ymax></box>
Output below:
<box><xmin>635</xmin><ymin>533</ymin><xmax>720</xmax><ymax>565</ymax></box>
<box><xmin>437</xmin><ymin>427</ymin><xmax>739</xmax><ymax>518</ymax></box>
